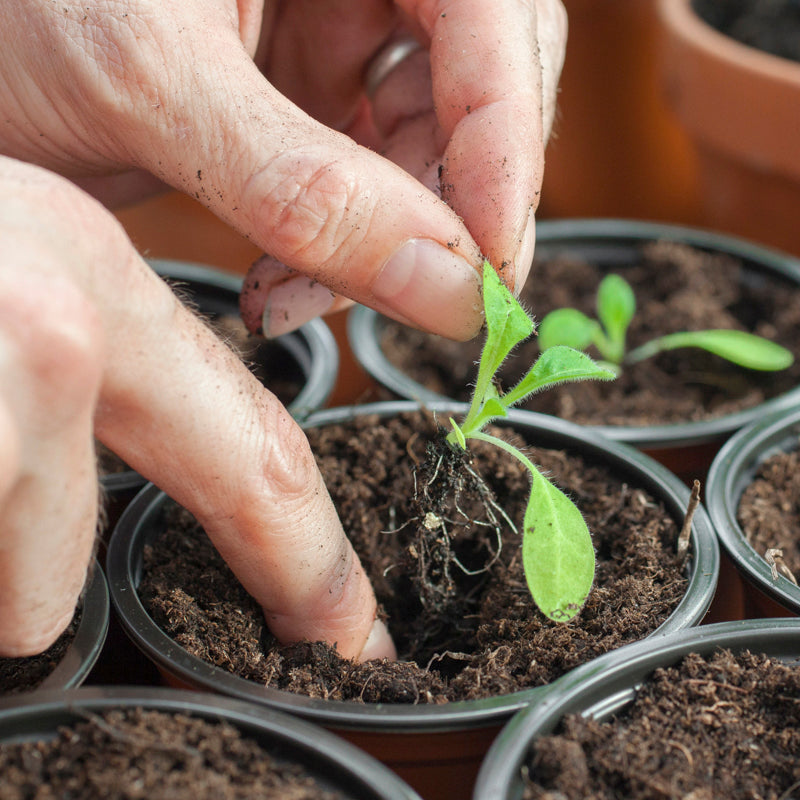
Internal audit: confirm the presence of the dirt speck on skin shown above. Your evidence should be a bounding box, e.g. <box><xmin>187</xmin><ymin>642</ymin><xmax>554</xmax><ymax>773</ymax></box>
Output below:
<box><xmin>522</xmin><ymin>649</ymin><xmax>800</xmax><ymax>799</ymax></box>
<box><xmin>0</xmin><ymin>708</ymin><xmax>345</xmax><ymax>799</ymax></box>
<box><xmin>379</xmin><ymin>241</ymin><xmax>800</xmax><ymax>427</ymax></box>
<box><xmin>140</xmin><ymin>410</ymin><xmax>690</xmax><ymax>704</ymax></box>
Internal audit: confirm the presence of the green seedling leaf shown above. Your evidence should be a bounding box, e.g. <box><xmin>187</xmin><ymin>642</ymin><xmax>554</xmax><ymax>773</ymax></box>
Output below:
<box><xmin>502</xmin><ymin>346</ymin><xmax>616</xmax><ymax>407</ymax></box>
<box><xmin>523</xmin><ymin>470</ymin><xmax>595</xmax><ymax>621</ymax></box>
<box><xmin>596</xmin><ymin>274</ymin><xmax>635</xmax><ymax>364</ymax></box>
<box><xmin>445</xmin><ymin>263</ymin><xmax>614</xmax><ymax>623</ymax></box>
<box><xmin>537</xmin><ymin>308</ymin><xmax>600</xmax><ymax>353</ymax></box>
<box><xmin>626</xmin><ymin>329</ymin><xmax>795</xmax><ymax>371</ymax></box>
<box><xmin>479</xmin><ymin>261</ymin><xmax>533</xmax><ymax>385</ymax></box>
<box><xmin>538</xmin><ymin>271</ymin><xmax>793</xmax><ymax>375</ymax></box>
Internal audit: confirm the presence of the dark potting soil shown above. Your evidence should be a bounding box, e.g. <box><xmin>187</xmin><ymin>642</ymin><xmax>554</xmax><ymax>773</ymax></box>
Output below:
<box><xmin>0</xmin><ymin>707</ymin><xmax>344</xmax><ymax>799</ymax></box>
<box><xmin>522</xmin><ymin>649</ymin><xmax>800</xmax><ymax>799</ymax></box>
<box><xmin>140</xmin><ymin>410</ymin><xmax>690</xmax><ymax>704</ymax></box>
<box><xmin>737</xmin><ymin>446</ymin><xmax>800</xmax><ymax>583</ymax></box>
<box><xmin>379</xmin><ymin>241</ymin><xmax>800</xmax><ymax>427</ymax></box>
<box><xmin>0</xmin><ymin>609</ymin><xmax>80</xmax><ymax>695</ymax></box>
<box><xmin>693</xmin><ymin>0</ymin><xmax>800</xmax><ymax>64</ymax></box>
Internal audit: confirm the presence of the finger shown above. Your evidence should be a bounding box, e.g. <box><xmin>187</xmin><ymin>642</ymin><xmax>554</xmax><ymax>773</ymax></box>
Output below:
<box><xmin>387</xmin><ymin>0</ymin><xmax>567</xmax><ymax>292</ymax></box>
<box><xmin>2</xmin><ymin>158</ymin><xmax>395</xmax><ymax>662</ymax></box>
<box><xmin>94</xmin><ymin>260</ymin><xmax>394</xmax><ymax>660</ymax></box>
<box><xmin>239</xmin><ymin>255</ymin><xmax>353</xmax><ymax>339</ymax></box>
<box><xmin>0</xmin><ymin>259</ymin><xmax>101</xmax><ymax>656</ymax></box>
<box><xmin>96</xmin><ymin>12</ymin><xmax>484</xmax><ymax>341</ymax></box>
<box><xmin>257</xmin><ymin>0</ymin><xmax>399</xmax><ymax>131</ymax></box>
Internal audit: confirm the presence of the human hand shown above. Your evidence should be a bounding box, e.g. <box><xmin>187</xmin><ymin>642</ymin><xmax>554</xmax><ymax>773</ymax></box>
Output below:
<box><xmin>0</xmin><ymin>158</ymin><xmax>393</xmax><ymax>661</ymax></box>
<box><xmin>240</xmin><ymin>0</ymin><xmax>567</xmax><ymax>338</ymax></box>
<box><xmin>1</xmin><ymin>0</ymin><xmax>566</xmax><ymax>342</ymax></box>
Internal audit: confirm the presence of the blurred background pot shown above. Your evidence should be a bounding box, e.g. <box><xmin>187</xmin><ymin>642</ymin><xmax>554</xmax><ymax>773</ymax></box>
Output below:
<box><xmin>539</xmin><ymin>0</ymin><xmax>700</xmax><ymax>224</ymax></box>
<box><xmin>0</xmin><ymin>561</ymin><xmax>108</xmax><ymax>695</ymax></box>
<box><xmin>656</xmin><ymin>0</ymin><xmax>800</xmax><ymax>257</ymax></box>
<box><xmin>473</xmin><ymin>618</ymin><xmax>800</xmax><ymax>799</ymax></box>
<box><xmin>348</xmin><ymin>219</ymin><xmax>800</xmax><ymax>486</ymax></box>
<box><xmin>707</xmin><ymin>404</ymin><xmax>800</xmax><ymax>619</ymax></box>
<box><xmin>0</xmin><ymin>686</ymin><xmax>422</xmax><ymax>800</ymax></box>
<box><xmin>106</xmin><ymin>401</ymin><xmax>719</xmax><ymax>800</ymax></box>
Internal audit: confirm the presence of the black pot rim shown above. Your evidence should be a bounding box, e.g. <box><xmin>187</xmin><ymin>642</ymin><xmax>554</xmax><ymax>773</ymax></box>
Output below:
<box><xmin>706</xmin><ymin>403</ymin><xmax>800</xmax><ymax>613</ymax></box>
<box><xmin>35</xmin><ymin>559</ymin><xmax>109</xmax><ymax>690</ymax></box>
<box><xmin>100</xmin><ymin>259</ymin><xmax>338</xmax><ymax>493</ymax></box>
<box><xmin>0</xmin><ymin>686</ymin><xmax>421</xmax><ymax>800</ymax></box>
<box><xmin>473</xmin><ymin>617</ymin><xmax>800</xmax><ymax>799</ymax></box>
<box><xmin>348</xmin><ymin>218</ymin><xmax>800</xmax><ymax>449</ymax></box>
<box><xmin>107</xmin><ymin>400</ymin><xmax>719</xmax><ymax>732</ymax></box>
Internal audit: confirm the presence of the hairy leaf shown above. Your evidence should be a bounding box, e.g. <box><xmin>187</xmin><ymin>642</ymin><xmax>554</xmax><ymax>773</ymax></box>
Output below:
<box><xmin>523</xmin><ymin>470</ymin><xmax>595</xmax><ymax>621</ymax></box>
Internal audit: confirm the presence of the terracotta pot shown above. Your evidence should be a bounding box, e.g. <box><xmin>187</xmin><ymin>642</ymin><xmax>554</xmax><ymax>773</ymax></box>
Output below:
<box><xmin>0</xmin><ymin>686</ymin><xmax>421</xmax><ymax>800</ymax></box>
<box><xmin>656</xmin><ymin>0</ymin><xmax>800</xmax><ymax>256</ymax></box>
<box><xmin>706</xmin><ymin>404</ymin><xmax>800</xmax><ymax>619</ymax></box>
<box><xmin>106</xmin><ymin>401</ymin><xmax>719</xmax><ymax>800</ymax></box>
<box><xmin>348</xmin><ymin>219</ymin><xmax>800</xmax><ymax>488</ymax></box>
<box><xmin>538</xmin><ymin>0</ymin><xmax>700</xmax><ymax>224</ymax></box>
<box><xmin>474</xmin><ymin>618</ymin><xmax>800</xmax><ymax>798</ymax></box>
<box><xmin>99</xmin><ymin>259</ymin><xmax>339</xmax><ymax>530</ymax></box>
<box><xmin>1</xmin><ymin>561</ymin><xmax>109</xmax><ymax>694</ymax></box>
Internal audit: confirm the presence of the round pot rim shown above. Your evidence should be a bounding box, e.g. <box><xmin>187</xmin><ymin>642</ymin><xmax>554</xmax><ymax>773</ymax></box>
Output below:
<box><xmin>474</xmin><ymin>618</ymin><xmax>800</xmax><ymax>799</ymax></box>
<box><xmin>106</xmin><ymin>399</ymin><xmax>719</xmax><ymax>733</ymax></box>
<box><xmin>658</xmin><ymin>0</ymin><xmax>800</xmax><ymax>86</ymax></box>
<box><xmin>35</xmin><ymin>559</ymin><xmax>109</xmax><ymax>690</ymax></box>
<box><xmin>0</xmin><ymin>686</ymin><xmax>421</xmax><ymax>800</ymax></box>
<box><xmin>100</xmin><ymin>259</ymin><xmax>338</xmax><ymax>492</ymax></box>
<box><xmin>349</xmin><ymin>218</ymin><xmax>800</xmax><ymax>450</ymax></box>
<box><xmin>706</xmin><ymin>403</ymin><xmax>800</xmax><ymax>613</ymax></box>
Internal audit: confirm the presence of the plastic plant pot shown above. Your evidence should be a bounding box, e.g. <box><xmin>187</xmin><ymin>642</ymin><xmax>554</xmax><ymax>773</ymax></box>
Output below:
<box><xmin>1</xmin><ymin>560</ymin><xmax>109</xmax><ymax>694</ymax></box>
<box><xmin>348</xmin><ymin>219</ymin><xmax>800</xmax><ymax>485</ymax></box>
<box><xmin>106</xmin><ymin>400</ymin><xmax>719</xmax><ymax>800</ymax></box>
<box><xmin>473</xmin><ymin>618</ymin><xmax>800</xmax><ymax>799</ymax></box>
<box><xmin>0</xmin><ymin>686</ymin><xmax>422</xmax><ymax>800</ymax></box>
<box><xmin>99</xmin><ymin>259</ymin><xmax>339</xmax><ymax>530</ymax></box>
<box><xmin>706</xmin><ymin>404</ymin><xmax>800</xmax><ymax>619</ymax></box>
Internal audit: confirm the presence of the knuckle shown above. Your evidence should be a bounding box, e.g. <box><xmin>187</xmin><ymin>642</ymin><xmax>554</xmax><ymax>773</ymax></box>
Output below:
<box><xmin>248</xmin><ymin>150</ymin><xmax>368</xmax><ymax>269</ymax></box>
<box><xmin>258</xmin><ymin>407</ymin><xmax>321</xmax><ymax>501</ymax></box>
<box><xmin>0</xmin><ymin>273</ymin><xmax>103</xmax><ymax>428</ymax></box>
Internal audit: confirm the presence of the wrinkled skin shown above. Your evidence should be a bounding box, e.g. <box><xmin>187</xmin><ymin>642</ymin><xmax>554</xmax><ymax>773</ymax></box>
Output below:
<box><xmin>0</xmin><ymin>0</ymin><xmax>566</xmax><ymax>660</ymax></box>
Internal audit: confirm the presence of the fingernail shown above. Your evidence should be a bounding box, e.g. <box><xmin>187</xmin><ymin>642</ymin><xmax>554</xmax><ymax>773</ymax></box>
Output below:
<box><xmin>262</xmin><ymin>277</ymin><xmax>335</xmax><ymax>338</ymax></box>
<box><xmin>371</xmin><ymin>239</ymin><xmax>482</xmax><ymax>340</ymax></box>
<box><xmin>513</xmin><ymin>208</ymin><xmax>537</xmax><ymax>297</ymax></box>
<box><xmin>358</xmin><ymin>619</ymin><xmax>396</xmax><ymax>662</ymax></box>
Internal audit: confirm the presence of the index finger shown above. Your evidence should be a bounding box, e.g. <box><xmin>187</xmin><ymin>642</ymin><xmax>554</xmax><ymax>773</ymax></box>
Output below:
<box><xmin>398</xmin><ymin>0</ymin><xmax>566</xmax><ymax>290</ymax></box>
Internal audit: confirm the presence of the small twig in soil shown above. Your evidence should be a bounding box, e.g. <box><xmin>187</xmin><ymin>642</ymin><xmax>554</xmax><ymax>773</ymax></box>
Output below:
<box><xmin>766</xmin><ymin>548</ymin><xmax>798</xmax><ymax>584</ymax></box>
<box><xmin>677</xmin><ymin>480</ymin><xmax>701</xmax><ymax>562</ymax></box>
<box><xmin>425</xmin><ymin>650</ymin><xmax>473</xmax><ymax>671</ymax></box>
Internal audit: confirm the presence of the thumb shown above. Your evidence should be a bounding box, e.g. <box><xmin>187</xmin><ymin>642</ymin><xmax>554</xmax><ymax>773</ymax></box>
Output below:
<box><xmin>122</xmin><ymin>26</ymin><xmax>484</xmax><ymax>341</ymax></box>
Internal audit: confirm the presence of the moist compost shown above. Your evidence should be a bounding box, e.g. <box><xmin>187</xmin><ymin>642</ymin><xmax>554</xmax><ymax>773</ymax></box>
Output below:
<box><xmin>378</xmin><ymin>241</ymin><xmax>800</xmax><ymax>426</ymax></box>
<box><xmin>140</xmin><ymin>410</ymin><xmax>690</xmax><ymax>704</ymax></box>
<box><xmin>522</xmin><ymin>649</ymin><xmax>800</xmax><ymax>799</ymax></box>
<box><xmin>0</xmin><ymin>707</ymin><xmax>343</xmax><ymax>799</ymax></box>
<box><xmin>0</xmin><ymin>609</ymin><xmax>80</xmax><ymax>695</ymax></box>
<box><xmin>737</xmin><ymin>445</ymin><xmax>800</xmax><ymax>583</ymax></box>
<box><xmin>693</xmin><ymin>0</ymin><xmax>800</xmax><ymax>63</ymax></box>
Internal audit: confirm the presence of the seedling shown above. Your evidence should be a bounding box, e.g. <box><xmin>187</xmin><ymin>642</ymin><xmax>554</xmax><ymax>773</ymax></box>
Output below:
<box><xmin>446</xmin><ymin>262</ymin><xmax>615</xmax><ymax>622</ymax></box>
<box><xmin>537</xmin><ymin>273</ymin><xmax>794</xmax><ymax>373</ymax></box>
